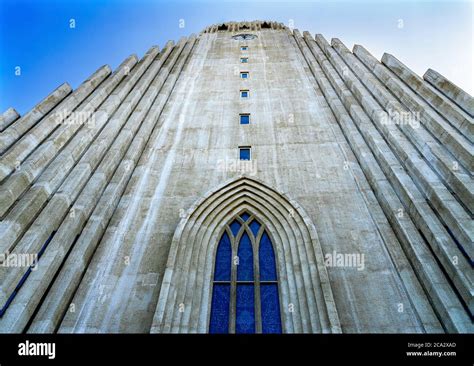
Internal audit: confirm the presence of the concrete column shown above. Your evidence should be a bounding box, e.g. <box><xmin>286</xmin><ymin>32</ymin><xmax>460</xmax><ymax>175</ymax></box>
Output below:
<box><xmin>0</xmin><ymin>58</ymin><xmax>136</xmax><ymax>219</ymax></box>
<box><xmin>294</xmin><ymin>29</ymin><xmax>443</xmax><ymax>333</ymax></box>
<box><xmin>0</xmin><ymin>83</ymin><xmax>72</xmax><ymax>154</ymax></box>
<box><xmin>332</xmin><ymin>40</ymin><xmax>472</xmax><ymax>216</ymax></box>
<box><xmin>381</xmin><ymin>54</ymin><xmax>472</xmax><ymax>134</ymax></box>
<box><xmin>300</xmin><ymin>32</ymin><xmax>472</xmax><ymax>333</ymax></box>
<box><xmin>0</xmin><ymin>48</ymin><xmax>157</xmax><ymax>291</ymax></box>
<box><xmin>0</xmin><ymin>68</ymin><xmax>110</xmax><ymax>183</ymax></box>
<box><xmin>0</xmin><ymin>108</ymin><xmax>20</xmax><ymax>132</ymax></box>
<box><xmin>26</xmin><ymin>39</ymin><xmax>193</xmax><ymax>332</ymax></box>
<box><xmin>0</xmin><ymin>41</ymin><xmax>193</xmax><ymax>333</ymax></box>
<box><xmin>423</xmin><ymin>68</ymin><xmax>474</xmax><ymax>118</ymax></box>
<box><xmin>354</xmin><ymin>46</ymin><xmax>473</xmax><ymax>172</ymax></box>
<box><xmin>56</xmin><ymin>36</ymin><xmax>197</xmax><ymax>333</ymax></box>
<box><xmin>318</xmin><ymin>36</ymin><xmax>473</xmax><ymax>260</ymax></box>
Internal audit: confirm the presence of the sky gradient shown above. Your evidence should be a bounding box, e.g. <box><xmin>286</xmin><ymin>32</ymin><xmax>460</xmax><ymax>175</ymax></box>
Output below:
<box><xmin>0</xmin><ymin>0</ymin><xmax>472</xmax><ymax>114</ymax></box>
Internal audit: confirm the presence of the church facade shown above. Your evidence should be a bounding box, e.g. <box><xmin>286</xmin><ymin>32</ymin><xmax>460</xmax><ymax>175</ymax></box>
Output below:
<box><xmin>0</xmin><ymin>21</ymin><xmax>472</xmax><ymax>333</ymax></box>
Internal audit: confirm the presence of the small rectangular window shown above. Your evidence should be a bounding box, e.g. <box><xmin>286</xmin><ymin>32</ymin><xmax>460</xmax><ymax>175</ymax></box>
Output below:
<box><xmin>240</xmin><ymin>57</ymin><xmax>248</xmax><ymax>63</ymax></box>
<box><xmin>240</xmin><ymin>72</ymin><xmax>249</xmax><ymax>79</ymax></box>
<box><xmin>241</xmin><ymin>46</ymin><xmax>248</xmax><ymax>51</ymax></box>
<box><xmin>240</xmin><ymin>90</ymin><xmax>249</xmax><ymax>98</ymax></box>
<box><xmin>239</xmin><ymin>147</ymin><xmax>251</xmax><ymax>160</ymax></box>
<box><xmin>239</xmin><ymin>114</ymin><xmax>250</xmax><ymax>125</ymax></box>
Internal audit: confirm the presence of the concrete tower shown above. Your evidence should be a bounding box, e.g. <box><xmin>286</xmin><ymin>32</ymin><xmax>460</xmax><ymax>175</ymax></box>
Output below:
<box><xmin>0</xmin><ymin>21</ymin><xmax>472</xmax><ymax>333</ymax></box>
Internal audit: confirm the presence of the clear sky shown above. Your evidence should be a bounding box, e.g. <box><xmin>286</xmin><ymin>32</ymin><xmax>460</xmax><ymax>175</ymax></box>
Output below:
<box><xmin>0</xmin><ymin>0</ymin><xmax>472</xmax><ymax>114</ymax></box>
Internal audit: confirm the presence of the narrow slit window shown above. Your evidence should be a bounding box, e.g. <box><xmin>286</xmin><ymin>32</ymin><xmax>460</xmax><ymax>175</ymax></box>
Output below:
<box><xmin>239</xmin><ymin>147</ymin><xmax>251</xmax><ymax>160</ymax></box>
<box><xmin>240</xmin><ymin>72</ymin><xmax>249</xmax><ymax>79</ymax></box>
<box><xmin>239</xmin><ymin>114</ymin><xmax>250</xmax><ymax>125</ymax></box>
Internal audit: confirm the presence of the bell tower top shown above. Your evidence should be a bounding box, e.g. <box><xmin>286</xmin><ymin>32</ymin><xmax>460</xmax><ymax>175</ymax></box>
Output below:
<box><xmin>202</xmin><ymin>20</ymin><xmax>288</xmax><ymax>34</ymax></box>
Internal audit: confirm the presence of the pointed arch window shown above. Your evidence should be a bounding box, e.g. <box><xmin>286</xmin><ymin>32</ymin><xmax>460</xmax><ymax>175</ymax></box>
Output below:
<box><xmin>209</xmin><ymin>211</ymin><xmax>282</xmax><ymax>333</ymax></box>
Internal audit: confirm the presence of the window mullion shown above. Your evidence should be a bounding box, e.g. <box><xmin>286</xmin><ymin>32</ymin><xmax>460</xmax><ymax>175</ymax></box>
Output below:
<box><xmin>229</xmin><ymin>231</ymin><xmax>237</xmax><ymax>334</ymax></box>
<box><xmin>252</xmin><ymin>225</ymin><xmax>262</xmax><ymax>334</ymax></box>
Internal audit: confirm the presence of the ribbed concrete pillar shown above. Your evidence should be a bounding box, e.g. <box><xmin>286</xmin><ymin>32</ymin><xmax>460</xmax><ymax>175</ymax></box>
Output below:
<box><xmin>55</xmin><ymin>36</ymin><xmax>197</xmax><ymax>333</ymax></box>
<box><xmin>423</xmin><ymin>68</ymin><xmax>474</xmax><ymax>118</ymax></box>
<box><xmin>0</xmin><ymin>39</ymin><xmax>196</xmax><ymax>333</ymax></box>
<box><xmin>300</xmin><ymin>31</ymin><xmax>472</xmax><ymax>332</ymax></box>
<box><xmin>0</xmin><ymin>83</ymin><xmax>73</xmax><ymax>154</ymax></box>
<box><xmin>0</xmin><ymin>57</ymin><xmax>138</xmax><ymax>263</ymax></box>
<box><xmin>354</xmin><ymin>46</ymin><xmax>473</xmax><ymax>172</ymax></box>
<box><xmin>381</xmin><ymin>54</ymin><xmax>473</xmax><ymax>134</ymax></box>
<box><xmin>374</xmin><ymin>53</ymin><xmax>474</xmax><ymax>170</ymax></box>
<box><xmin>0</xmin><ymin>66</ymin><xmax>111</xmax><ymax>198</ymax></box>
<box><xmin>0</xmin><ymin>108</ymin><xmax>20</xmax><ymax>132</ymax></box>
<box><xmin>24</xmin><ymin>39</ymin><xmax>197</xmax><ymax>333</ymax></box>
<box><xmin>294</xmin><ymin>29</ymin><xmax>443</xmax><ymax>333</ymax></box>
<box><xmin>316</xmin><ymin>36</ymin><xmax>472</xmax><ymax>258</ymax></box>
<box><xmin>0</xmin><ymin>47</ymin><xmax>164</xmax><ymax>314</ymax></box>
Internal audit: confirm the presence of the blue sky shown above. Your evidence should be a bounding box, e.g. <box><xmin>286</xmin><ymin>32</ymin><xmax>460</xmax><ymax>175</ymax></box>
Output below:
<box><xmin>0</xmin><ymin>0</ymin><xmax>472</xmax><ymax>114</ymax></box>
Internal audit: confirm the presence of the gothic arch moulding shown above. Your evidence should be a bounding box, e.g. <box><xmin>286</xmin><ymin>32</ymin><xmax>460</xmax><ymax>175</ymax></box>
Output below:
<box><xmin>150</xmin><ymin>176</ymin><xmax>341</xmax><ymax>333</ymax></box>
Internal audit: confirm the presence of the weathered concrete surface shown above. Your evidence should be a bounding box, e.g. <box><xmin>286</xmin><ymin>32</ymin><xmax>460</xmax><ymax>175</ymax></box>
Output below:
<box><xmin>0</xmin><ymin>83</ymin><xmax>73</xmax><ymax>155</ymax></box>
<box><xmin>0</xmin><ymin>21</ymin><xmax>472</xmax><ymax>334</ymax></box>
<box><xmin>0</xmin><ymin>108</ymin><xmax>20</xmax><ymax>132</ymax></box>
<box><xmin>423</xmin><ymin>68</ymin><xmax>474</xmax><ymax>119</ymax></box>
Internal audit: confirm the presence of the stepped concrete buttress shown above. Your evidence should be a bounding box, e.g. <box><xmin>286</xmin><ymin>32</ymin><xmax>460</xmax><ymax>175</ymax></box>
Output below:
<box><xmin>0</xmin><ymin>21</ymin><xmax>472</xmax><ymax>334</ymax></box>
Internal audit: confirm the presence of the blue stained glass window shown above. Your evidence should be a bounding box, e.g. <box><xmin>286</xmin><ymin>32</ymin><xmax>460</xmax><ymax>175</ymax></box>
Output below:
<box><xmin>240</xmin><ymin>72</ymin><xmax>249</xmax><ymax>79</ymax></box>
<box><xmin>230</xmin><ymin>220</ymin><xmax>241</xmax><ymax>237</ymax></box>
<box><xmin>236</xmin><ymin>284</ymin><xmax>255</xmax><ymax>333</ymax></box>
<box><xmin>209</xmin><ymin>284</ymin><xmax>230</xmax><ymax>333</ymax></box>
<box><xmin>249</xmin><ymin>219</ymin><xmax>261</xmax><ymax>237</ymax></box>
<box><xmin>259</xmin><ymin>231</ymin><xmax>277</xmax><ymax>281</ymax></box>
<box><xmin>240</xmin><ymin>212</ymin><xmax>250</xmax><ymax>222</ymax></box>
<box><xmin>240</xmin><ymin>114</ymin><xmax>250</xmax><ymax>124</ymax></box>
<box><xmin>240</xmin><ymin>90</ymin><xmax>249</xmax><ymax>98</ymax></box>
<box><xmin>210</xmin><ymin>215</ymin><xmax>282</xmax><ymax>334</ymax></box>
<box><xmin>237</xmin><ymin>232</ymin><xmax>253</xmax><ymax>281</ymax></box>
<box><xmin>214</xmin><ymin>232</ymin><xmax>231</xmax><ymax>281</ymax></box>
<box><xmin>260</xmin><ymin>284</ymin><xmax>282</xmax><ymax>333</ymax></box>
<box><xmin>239</xmin><ymin>147</ymin><xmax>251</xmax><ymax>160</ymax></box>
